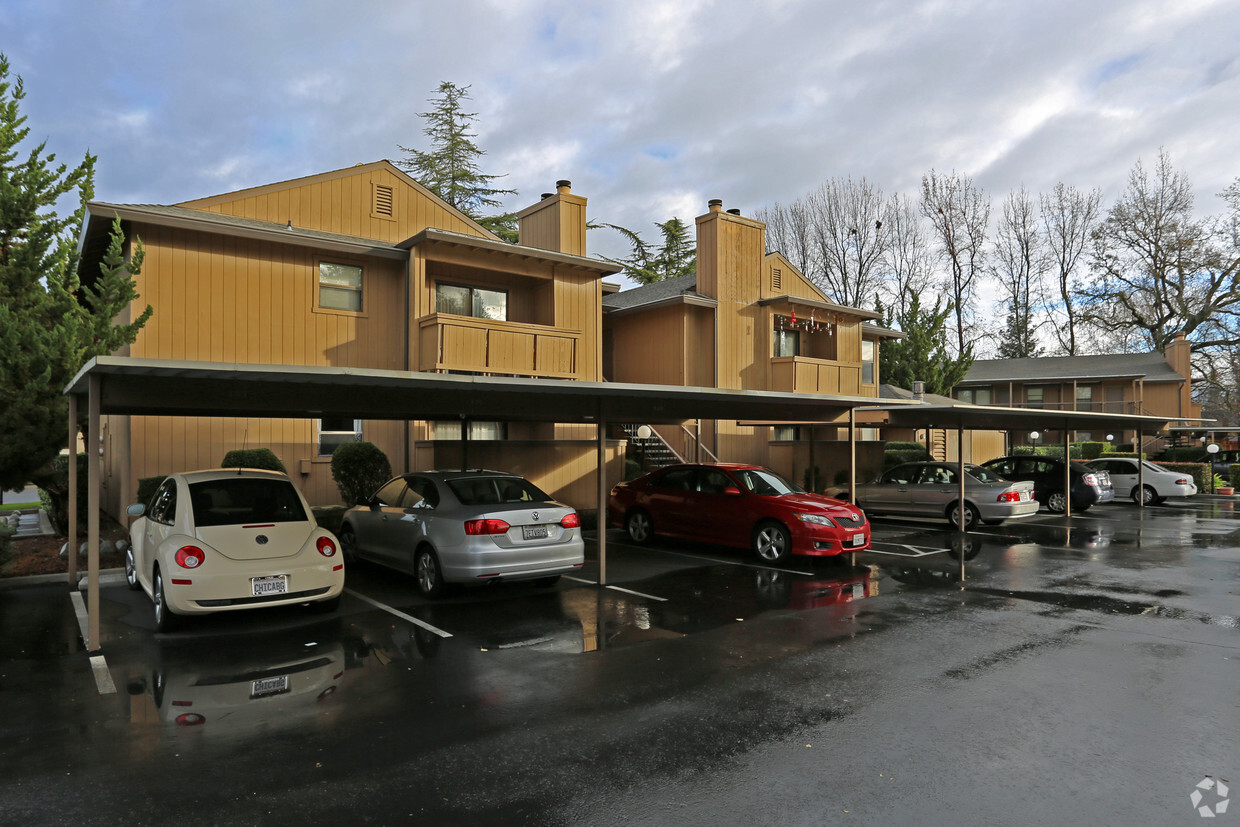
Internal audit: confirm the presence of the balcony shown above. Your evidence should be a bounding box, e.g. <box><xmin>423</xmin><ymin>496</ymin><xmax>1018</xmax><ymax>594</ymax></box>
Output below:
<box><xmin>417</xmin><ymin>313</ymin><xmax>581</xmax><ymax>379</ymax></box>
<box><xmin>771</xmin><ymin>356</ymin><xmax>868</xmax><ymax>396</ymax></box>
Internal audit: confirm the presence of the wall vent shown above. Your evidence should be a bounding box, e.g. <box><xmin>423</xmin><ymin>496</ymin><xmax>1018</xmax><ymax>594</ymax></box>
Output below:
<box><xmin>771</xmin><ymin>268</ymin><xmax>782</xmax><ymax>290</ymax></box>
<box><xmin>372</xmin><ymin>183</ymin><xmax>394</xmax><ymax>218</ymax></box>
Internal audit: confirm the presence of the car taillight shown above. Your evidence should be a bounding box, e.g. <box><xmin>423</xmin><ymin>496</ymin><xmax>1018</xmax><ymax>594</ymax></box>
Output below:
<box><xmin>560</xmin><ymin>513</ymin><xmax>581</xmax><ymax>528</ymax></box>
<box><xmin>316</xmin><ymin>536</ymin><xmax>337</xmax><ymax>557</ymax></box>
<box><xmin>1082</xmin><ymin>473</ymin><xmax>1099</xmax><ymax>486</ymax></box>
<box><xmin>175</xmin><ymin>713</ymin><xmax>206</xmax><ymax>726</ymax></box>
<box><xmin>1175</xmin><ymin>477</ymin><xmax>1191</xmax><ymax>485</ymax></box>
<box><xmin>464</xmin><ymin>518</ymin><xmax>511</xmax><ymax>535</ymax></box>
<box><xmin>996</xmin><ymin>491</ymin><xmax>1021</xmax><ymax>503</ymax></box>
<box><xmin>174</xmin><ymin>546</ymin><xmax>205</xmax><ymax>569</ymax></box>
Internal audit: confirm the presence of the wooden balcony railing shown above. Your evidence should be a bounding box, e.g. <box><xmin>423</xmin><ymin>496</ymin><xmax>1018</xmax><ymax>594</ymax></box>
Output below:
<box><xmin>417</xmin><ymin>313</ymin><xmax>581</xmax><ymax>379</ymax></box>
<box><xmin>771</xmin><ymin>356</ymin><xmax>872</xmax><ymax>396</ymax></box>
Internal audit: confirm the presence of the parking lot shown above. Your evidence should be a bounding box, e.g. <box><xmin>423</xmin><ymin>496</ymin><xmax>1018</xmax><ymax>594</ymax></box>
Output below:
<box><xmin>3</xmin><ymin>497</ymin><xmax>1239</xmax><ymax>825</ymax></box>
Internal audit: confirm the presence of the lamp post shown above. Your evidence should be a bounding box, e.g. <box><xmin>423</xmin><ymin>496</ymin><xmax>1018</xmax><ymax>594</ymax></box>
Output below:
<box><xmin>1029</xmin><ymin>431</ymin><xmax>1040</xmax><ymax>453</ymax></box>
<box><xmin>1207</xmin><ymin>443</ymin><xmax>1220</xmax><ymax>494</ymax></box>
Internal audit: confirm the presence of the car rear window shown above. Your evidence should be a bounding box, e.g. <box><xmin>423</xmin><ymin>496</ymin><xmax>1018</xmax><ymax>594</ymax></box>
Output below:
<box><xmin>448</xmin><ymin>477</ymin><xmax>550</xmax><ymax>506</ymax></box>
<box><xmin>189</xmin><ymin>478</ymin><xmax>308</xmax><ymax>527</ymax></box>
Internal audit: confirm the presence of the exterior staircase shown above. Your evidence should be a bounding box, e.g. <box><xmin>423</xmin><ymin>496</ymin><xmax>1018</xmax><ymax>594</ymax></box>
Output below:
<box><xmin>619</xmin><ymin>424</ymin><xmax>684</xmax><ymax>474</ymax></box>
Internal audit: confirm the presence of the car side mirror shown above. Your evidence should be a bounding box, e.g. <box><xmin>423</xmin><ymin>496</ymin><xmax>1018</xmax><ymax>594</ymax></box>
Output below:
<box><xmin>126</xmin><ymin>503</ymin><xmax>145</xmax><ymax>517</ymax></box>
<box><xmin>368</xmin><ymin>498</ymin><xmax>382</xmax><ymax>509</ymax></box>
<box><xmin>723</xmin><ymin>486</ymin><xmax>742</xmax><ymax>497</ymax></box>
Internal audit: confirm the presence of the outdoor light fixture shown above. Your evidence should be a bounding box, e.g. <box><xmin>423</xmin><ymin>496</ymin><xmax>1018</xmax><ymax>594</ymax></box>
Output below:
<box><xmin>1107</xmin><ymin>434</ymin><xmax>1115</xmax><ymax>442</ymax></box>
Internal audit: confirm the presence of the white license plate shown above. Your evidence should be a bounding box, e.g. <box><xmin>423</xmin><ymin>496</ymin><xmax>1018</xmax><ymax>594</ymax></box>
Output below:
<box><xmin>522</xmin><ymin>525</ymin><xmax>549</xmax><ymax>540</ymax></box>
<box><xmin>251</xmin><ymin>675</ymin><xmax>289</xmax><ymax>698</ymax></box>
<box><xmin>850</xmin><ymin>533</ymin><xmax>865</xmax><ymax>547</ymax></box>
<box><xmin>252</xmin><ymin>575</ymin><xmax>288</xmax><ymax>596</ymax></box>
<box><xmin>1020</xmin><ymin>491</ymin><xmax>1030</xmax><ymax>501</ymax></box>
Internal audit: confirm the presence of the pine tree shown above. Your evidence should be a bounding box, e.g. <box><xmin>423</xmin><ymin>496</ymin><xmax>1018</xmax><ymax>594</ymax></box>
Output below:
<box><xmin>878</xmin><ymin>290</ymin><xmax>973</xmax><ymax>396</ymax></box>
<box><xmin>597</xmin><ymin>217</ymin><xmax>697</xmax><ymax>284</ymax></box>
<box><xmin>397</xmin><ymin>82</ymin><xmax>518</xmax><ymax>241</ymax></box>
<box><xmin>0</xmin><ymin>54</ymin><xmax>151</xmax><ymax>490</ymax></box>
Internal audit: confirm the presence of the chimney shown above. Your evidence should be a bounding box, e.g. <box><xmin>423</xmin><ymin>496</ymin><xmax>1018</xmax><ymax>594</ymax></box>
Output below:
<box><xmin>695</xmin><ymin>197</ymin><xmax>765</xmax><ymax>303</ymax></box>
<box><xmin>517</xmin><ymin>179</ymin><xmax>587</xmax><ymax>255</ymax></box>
<box><xmin>913</xmin><ymin>380</ymin><xmax>925</xmax><ymax>400</ymax></box>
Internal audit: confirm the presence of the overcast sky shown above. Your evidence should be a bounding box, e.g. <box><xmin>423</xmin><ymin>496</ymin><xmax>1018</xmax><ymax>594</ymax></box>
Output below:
<box><xmin>5</xmin><ymin>0</ymin><xmax>1238</xmax><ymax>279</ymax></box>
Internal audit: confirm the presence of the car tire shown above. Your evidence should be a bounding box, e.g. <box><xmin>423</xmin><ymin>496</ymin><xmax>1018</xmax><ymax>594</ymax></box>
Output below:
<box><xmin>752</xmin><ymin>520</ymin><xmax>791</xmax><ymax>563</ymax></box>
<box><xmin>415</xmin><ymin>546</ymin><xmax>445</xmax><ymax>599</ymax></box>
<box><xmin>152</xmin><ymin>566</ymin><xmax>178</xmax><ymax>633</ymax></box>
<box><xmin>947</xmin><ymin>501</ymin><xmax>979</xmax><ymax>531</ymax></box>
<box><xmin>125</xmin><ymin>546</ymin><xmax>140</xmax><ymax>591</ymax></box>
<box><xmin>339</xmin><ymin>524</ymin><xmax>359</xmax><ymax>564</ymax></box>
<box><xmin>625</xmin><ymin>509</ymin><xmax>653</xmax><ymax>544</ymax></box>
<box><xmin>1047</xmin><ymin>490</ymin><xmax>1068</xmax><ymax>513</ymax></box>
<box><xmin>1133</xmin><ymin>485</ymin><xmax>1159</xmax><ymax>506</ymax></box>
<box><xmin>308</xmin><ymin>595</ymin><xmax>341</xmax><ymax>613</ymax></box>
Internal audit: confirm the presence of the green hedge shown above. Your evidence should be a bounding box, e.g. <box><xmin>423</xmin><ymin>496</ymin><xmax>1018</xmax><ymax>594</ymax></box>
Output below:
<box><xmin>220</xmin><ymin>448</ymin><xmax>286</xmax><ymax>473</ymax></box>
<box><xmin>1231</xmin><ymin>466</ymin><xmax>1240</xmax><ymax>487</ymax></box>
<box><xmin>1157</xmin><ymin>462</ymin><xmax>1211</xmax><ymax>491</ymax></box>
<box><xmin>883</xmin><ymin>448</ymin><xmax>930</xmax><ymax>469</ymax></box>
<box><xmin>331</xmin><ymin>441</ymin><xmax>392</xmax><ymax>507</ymax></box>
<box><xmin>883</xmin><ymin>441</ymin><xmax>926</xmax><ymax>453</ymax></box>
<box><xmin>37</xmin><ymin>453</ymin><xmax>88</xmax><ymax>536</ymax></box>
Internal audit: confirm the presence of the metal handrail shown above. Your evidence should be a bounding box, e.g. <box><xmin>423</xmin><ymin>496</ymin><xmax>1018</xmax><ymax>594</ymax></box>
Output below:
<box><xmin>678</xmin><ymin>423</ymin><xmax>719</xmax><ymax>463</ymax></box>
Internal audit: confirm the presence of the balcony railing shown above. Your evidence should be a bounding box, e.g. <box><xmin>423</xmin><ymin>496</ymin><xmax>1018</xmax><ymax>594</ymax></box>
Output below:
<box><xmin>988</xmin><ymin>400</ymin><xmax>1141</xmax><ymax>413</ymax></box>
<box><xmin>771</xmin><ymin>356</ymin><xmax>873</xmax><ymax>396</ymax></box>
<box><xmin>417</xmin><ymin>313</ymin><xmax>581</xmax><ymax>379</ymax></box>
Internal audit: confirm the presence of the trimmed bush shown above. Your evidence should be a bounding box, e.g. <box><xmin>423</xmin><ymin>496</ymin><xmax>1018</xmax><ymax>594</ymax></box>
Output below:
<box><xmin>1231</xmin><ymin>465</ymin><xmax>1240</xmax><ymax>487</ymax></box>
<box><xmin>135</xmin><ymin>475</ymin><xmax>166</xmax><ymax>508</ymax></box>
<box><xmin>1158</xmin><ymin>462</ymin><xmax>1211</xmax><ymax>491</ymax></box>
<box><xmin>1074</xmin><ymin>441</ymin><xmax>1109</xmax><ymax>460</ymax></box>
<box><xmin>883</xmin><ymin>441</ymin><xmax>926</xmax><ymax>453</ymax></box>
<box><xmin>884</xmin><ymin>448</ymin><xmax>930</xmax><ymax>469</ymax></box>
<box><xmin>331</xmin><ymin>441</ymin><xmax>392</xmax><ymax>507</ymax></box>
<box><xmin>37</xmin><ymin>453</ymin><xmax>88</xmax><ymax>536</ymax></box>
<box><xmin>220</xmin><ymin>448</ymin><xmax>286</xmax><ymax>473</ymax></box>
<box><xmin>0</xmin><ymin>522</ymin><xmax>14</xmax><ymax>561</ymax></box>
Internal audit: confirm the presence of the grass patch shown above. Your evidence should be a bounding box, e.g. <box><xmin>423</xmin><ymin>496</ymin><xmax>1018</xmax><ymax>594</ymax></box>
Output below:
<box><xmin>0</xmin><ymin>502</ymin><xmax>39</xmax><ymax>513</ymax></box>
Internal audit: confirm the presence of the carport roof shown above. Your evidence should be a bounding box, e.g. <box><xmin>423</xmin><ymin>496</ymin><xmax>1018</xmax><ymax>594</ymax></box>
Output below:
<box><xmin>866</xmin><ymin>400</ymin><xmax>1205</xmax><ymax>434</ymax></box>
<box><xmin>63</xmin><ymin>357</ymin><xmax>914</xmax><ymax>423</ymax></box>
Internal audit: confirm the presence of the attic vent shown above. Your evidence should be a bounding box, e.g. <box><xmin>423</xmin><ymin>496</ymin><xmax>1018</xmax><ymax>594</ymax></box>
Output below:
<box><xmin>771</xmin><ymin>268</ymin><xmax>782</xmax><ymax>290</ymax></box>
<box><xmin>372</xmin><ymin>183</ymin><xmax>395</xmax><ymax>219</ymax></box>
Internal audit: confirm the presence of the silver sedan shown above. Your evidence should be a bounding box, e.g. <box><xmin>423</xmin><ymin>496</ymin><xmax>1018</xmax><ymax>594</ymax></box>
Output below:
<box><xmin>339</xmin><ymin>470</ymin><xmax>584</xmax><ymax>598</ymax></box>
<box><xmin>844</xmin><ymin>462</ymin><xmax>1038</xmax><ymax>530</ymax></box>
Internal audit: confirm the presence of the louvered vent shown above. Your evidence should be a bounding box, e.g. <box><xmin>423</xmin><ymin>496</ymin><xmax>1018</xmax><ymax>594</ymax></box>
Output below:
<box><xmin>772</xmin><ymin>268</ymin><xmax>782</xmax><ymax>290</ymax></box>
<box><xmin>374</xmin><ymin>184</ymin><xmax>394</xmax><ymax>217</ymax></box>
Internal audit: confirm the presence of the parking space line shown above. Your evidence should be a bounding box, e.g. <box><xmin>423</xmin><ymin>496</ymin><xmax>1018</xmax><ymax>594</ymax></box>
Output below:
<box><xmin>89</xmin><ymin>655</ymin><xmax>117</xmax><ymax>695</ymax></box>
<box><xmin>563</xmin><ymin>575</ymin><xmax>668</xmax><ymax>602</ymax></box>
<box><xmin>345</xmin><ymin>588</ymin><xmax>453</xmax><ymax>638</ymax></box>
<box><xmin>866</xmin><ymin>545</ymin><xmax>947</xmax><ymax>558</ymax></box>
<box><xmin>608</xmin><ymin>541</ymin><xmax>816</xmax><ymax>576</ymax></box>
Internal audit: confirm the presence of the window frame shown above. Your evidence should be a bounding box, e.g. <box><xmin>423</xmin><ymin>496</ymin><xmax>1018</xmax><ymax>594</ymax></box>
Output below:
<box><xmin>315</xmin><ymin>260</ymin><xmax>366</xmax><ymax>316</ymax></box>
<box><xmin>434</xmin><ymin>282</ymin><xmax>509</xmax><ymax>322</ymax></box>
<box><xmin>317</xmin><ymin>417</ymin><xmax>363</xmax><ymax>457</ymax></box>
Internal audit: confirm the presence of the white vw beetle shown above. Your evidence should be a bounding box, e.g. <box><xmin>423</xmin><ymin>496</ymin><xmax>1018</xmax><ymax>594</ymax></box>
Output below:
<box><xmin>126</xmin><ymin>469</ymin><xmax>344</xmax><ymax>631</ymax></box>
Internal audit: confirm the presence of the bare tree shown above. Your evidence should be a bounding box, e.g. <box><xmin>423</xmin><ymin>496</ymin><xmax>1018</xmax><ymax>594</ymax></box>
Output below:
<box><xmin>805</xmin><ymin>176</ymin><xmax>891</xmax><ymax>308</ymax></box>
<box><xmin>991</xmin><ymin>187</ymin><xmax>1047</xmax><ymax>358</ymax></box>
<box><xmin>756</xmin><ymin>199</ymin><xmax>817</xmax><ymax>282</ymax></box>
<box><xmin>880</xmin><ymin>193</ymin><xmax>936</xmax><ymax>321</ymax></box>
<box><xmin>1039</xmin><ymin>182</ymin><xmax>1101</xmax><ymax>355</ymax></box>
<box><xmin>920</xmin><ymin>169</ymin><xmax>990</xmax><ymax>355</ymax></box>
<box><xmin>1080</xmin><ymin>150</ymin><xmax>1240</xmax><ymax>357</ymax></box>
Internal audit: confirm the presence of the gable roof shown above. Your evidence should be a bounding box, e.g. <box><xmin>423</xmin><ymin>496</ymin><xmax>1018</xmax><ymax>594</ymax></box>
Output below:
<box><xmin>960</xmin><ymin>352</ymin><xmax>1186</xmax><ymax>385</ymax></box>
<box><xmin>601</xmin><ymin>274</ymin><xmax>716</xmax><ymax>315</ymax></box>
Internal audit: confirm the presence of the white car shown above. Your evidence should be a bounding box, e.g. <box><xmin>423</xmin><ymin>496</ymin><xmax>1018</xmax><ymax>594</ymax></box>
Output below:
<box><xmin>1086</xmin><ymin>458</ymin><xmax>1198</xmax><ymax>505</ymax></box>
<box><xmin>126</xmin><ymin>469</ymin><xmax>344</xmax><ymax>631</ymax></box>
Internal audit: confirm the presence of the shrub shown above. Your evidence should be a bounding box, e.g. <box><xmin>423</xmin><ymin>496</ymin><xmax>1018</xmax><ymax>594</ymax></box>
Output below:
<box><xmin>135</xmin><ymin>475</ymin><xmax>166</xmax><ymax>508</ymax></box>
<box><xmin>1074</xmin><ymin>441</ymin><xmax>1109</xmax><ymax>460</ymax></box>
<box><xmin>883</xmin><ymin>441</ymin><xmax>926</xmax><ymax>453</ymax></box>
<box><xmin>884</xmin><ymin>449</ymin><xmax>929</xmax><ymax>469</ymax></box>
<box><xmin>0</xmin><ymin>522</ymin><xmax>14</xmax><ymax>561</ymax></box>
<box><xmin>331</xmin><ymin>441</ymin><xmax>392</xmax><ymax>507</ymax></box>
<box><xmin>220</xmin><ymin>448</ymin><xmax>286</xmax><ymax>473</ymax></box>
<box><xmin>1231</xmin><ymin>465</ymin><xmax>1240</xmax><ymax>487</ymax></box>
<box><xmin>37</xmin><ymin>453</ymin><xmax>88</xmax><ymax>536</ymax></box>
<box><xmin>1158</xmin><ymin>462</ymin><xmax>1211</xmax><ymax>491</ymax></box>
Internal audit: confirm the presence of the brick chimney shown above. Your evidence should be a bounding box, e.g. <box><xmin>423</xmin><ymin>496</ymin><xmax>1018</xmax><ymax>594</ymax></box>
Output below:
<box><xmin>516</xmin><ymin>179</ymin><xmax>587</xmax><ymax>256</ymax></box>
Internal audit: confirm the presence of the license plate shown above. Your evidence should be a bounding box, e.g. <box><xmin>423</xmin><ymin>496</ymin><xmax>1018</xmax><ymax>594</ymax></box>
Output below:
<box><xmin>252</xmin><ymin>575</ymin><xmax>288</xmax><ymax>596</ymax></box>
<box><xmin>522</xmin><ymin>525</ymin><xmax>549</xmax><ymax>540</ymax></box>
<box><xmin>1020</xmin><ymin>491</ymin><xmax>1030</xmax><ymax>501</ymax></box>
<box><xmin>251</xmin><ymin>675</ymin><xmax>289</xmax><ymax>698</ymax></box>
<box><xmin>851</xmin><ymin>533</ymin><xmax>865</xmax><ymax>547</ymax></box>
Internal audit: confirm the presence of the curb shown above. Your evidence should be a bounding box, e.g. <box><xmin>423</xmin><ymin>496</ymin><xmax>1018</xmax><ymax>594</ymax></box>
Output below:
<box><xmin>0</xmin><ymin>567</ymin><xmax>125</xmax><ymax>590</ymax></box>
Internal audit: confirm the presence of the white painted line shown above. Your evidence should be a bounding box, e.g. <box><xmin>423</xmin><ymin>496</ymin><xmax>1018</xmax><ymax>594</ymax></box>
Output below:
<box><xmin>864</xmin><ymin>547</ymin><xmax>947</xmax><ymax>558</ymax></box>
<box><xmin>604</xmin><ymin>585</ymin><xmax>668</xmax><ymax>602</ymax></box>
<box><xmin>69</xmin><ymin>591</ymin><xmax>90</xmax><ymax>645</ymax></box>
<box><xmin>90</xmin><ymin>655</ymin><xmax>116</xmax><ymax>695</ymax></box>
<box><xmin>563</xmin><ymin>575</ymin><xmax>597</xmax><ymax>585</ymax></box>
<box><xmin>612</xmin><ymin>541</ymin><xmax>814</xmax><ymax>576</ymax></box>
<box><xmin>345</xmin><ymin>588</ymin><xmax>452</xmax><ymax>638</ymax></box>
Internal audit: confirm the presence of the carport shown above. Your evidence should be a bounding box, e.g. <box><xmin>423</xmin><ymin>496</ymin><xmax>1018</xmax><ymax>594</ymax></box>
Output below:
<box><xmin>62</xmin><ymin>356</ymin><xmax>918</xmax><ymax>651</ymax></box>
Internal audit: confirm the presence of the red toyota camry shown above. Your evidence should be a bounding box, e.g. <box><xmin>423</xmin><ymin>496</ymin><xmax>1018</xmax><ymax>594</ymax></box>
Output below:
<box><xmin>608</xmin><ymin>463</ymin><xmax>870</xmax><ymax>563</ymax></box>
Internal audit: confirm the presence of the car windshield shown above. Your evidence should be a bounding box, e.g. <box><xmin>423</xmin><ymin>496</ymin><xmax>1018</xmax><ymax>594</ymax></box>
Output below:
<box><xmin>448</xmin><ymin>476</ymin><xmax>550</xmax><ymax>506</ymax></box>
<box><xmin>733</xmin><ymin>468</ymin><xmax>804</xmax><ymax>496</ymax></box>
<box><xmin>966</xmin><ymin>465</ymin><xmax>1007</xmax><ymax>484</ymax></box>
<box><xmin>190</xmin><ymin>478</ymin><xmax>307</xmax><ymax>527</ymax></box>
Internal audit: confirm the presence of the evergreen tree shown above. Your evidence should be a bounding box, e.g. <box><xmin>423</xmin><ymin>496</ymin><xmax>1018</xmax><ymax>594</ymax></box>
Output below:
<box><xmin>596</xmin><ymin>217</ymin><xmax>696</xmax><ymax>285</ymax></box>
<box><xmin>0</xmin><ymin>54</ymin><xmax>152</xmax><ymax>490</ymax></box>
<box><xmin>878</xmin><ymin>290</ymin><xmax>973</xmax><ymax>396</ymax></box>
<box><xmin>397</xmin><ymin>82</ymin><xmax>518</xmax><ymax>242</ymax></box>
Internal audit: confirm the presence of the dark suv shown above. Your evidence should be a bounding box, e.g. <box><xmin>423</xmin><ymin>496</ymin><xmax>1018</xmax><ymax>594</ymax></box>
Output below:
<box><xmin>981</xmin><ymin>456</ymin><xmax>1114</xmax><ymax>513</ymax></box>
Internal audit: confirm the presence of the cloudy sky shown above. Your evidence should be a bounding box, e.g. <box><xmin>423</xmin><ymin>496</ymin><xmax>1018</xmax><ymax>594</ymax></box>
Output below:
<box><xmin>4</xmin><ymin>0</ymin><xmax>1238</xmax><ymax>276</ymax></box>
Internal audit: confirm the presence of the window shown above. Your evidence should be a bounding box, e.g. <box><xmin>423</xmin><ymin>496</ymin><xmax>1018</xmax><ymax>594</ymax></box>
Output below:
<box><xmin>773</xmin><ymin>329</ymin><xmax>799</xmax><ymax>358</ymax></box>
<box><xmin>149</xmin><ymin>479</ymin><xmax>178</xmax><ymax>524</ymax></box>
<box><xmin>372</xmin><ymin>478</ymin><xmax>407</xmax><ymax>506</ymax></box>
<box><xmin>958</xmin><ymin>387</ymin><xmax>992</xmax><ymax>405</ymax></box>
<box><xmin>698</xmin><ymin>470</ymin><xmax>735</xmax><ymax>494</ymax></box>
<box><xmin>1025</xmin><ymin>386</ymin><xmax>1044</xmax><ymax>408</ymax></box>
<box><xmin>771</xmin><ymin>425</ymin><xmax>799</xmax><ymax>442</ymax></box>
<box><xmin>189</xmin><ymin>478</ymin><xmax>307</xmax><ymax>527</ymax></box>
<box><xmin>432</xmin><ymin>421</ymin><xmax>505</xmax><ymax>440</ymax></box>
<box><xmin>319</xmin><ymin>262</ymin><xmax>363</xmax><ymax>312</ymax></box>
<box><xmin>318</xmin><ymin>417</ymin><xmax>361</xmax><ymax>457</ymax></box>
<box><xmin>654</xmin><ymin>467</ymin><xmax>696</xmax><ymax>491</ymax></box>
<box><xmin>861</xmin><ymin>340</ymin><xmax>875</xmax><ymax>384</ymax></box>
<box><xmin>405</xmin><ymin>477</ymin><xmax>441</xmax><ymax>509</ymax></box>
<box><xmin>435</xmin><ymin>283</ymin><xmax>508</xmax><ymax>321</ymax></box>
<box><xmin>1076</xmin><ymin>385</ymin><xmax>1094</xmax><ymax>411</ymax></box>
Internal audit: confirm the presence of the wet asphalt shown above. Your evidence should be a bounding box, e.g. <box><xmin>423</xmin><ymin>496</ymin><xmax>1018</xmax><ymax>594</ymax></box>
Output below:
<box><xmin>2</xmin><ymin>499</ymin><xmax>1238</xmax><ymax>825</ymax></box>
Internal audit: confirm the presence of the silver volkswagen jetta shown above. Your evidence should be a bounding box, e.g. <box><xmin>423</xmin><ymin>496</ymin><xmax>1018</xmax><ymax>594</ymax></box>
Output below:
<box><xmin>339</xmin><ymin>470</ymin><xmax>584</xmax><ymax>597</ymax></box>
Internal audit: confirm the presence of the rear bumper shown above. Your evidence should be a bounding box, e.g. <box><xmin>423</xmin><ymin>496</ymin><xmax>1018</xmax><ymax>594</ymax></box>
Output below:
<box><xmin>166</xmin><ymin>561</ymin><xmax>344</xmax><ymax>615</ymax></box>
<box><xmin>440</xmin><ymin>536</ymin><xmax>586</xmax><ymax>583</ymax></box>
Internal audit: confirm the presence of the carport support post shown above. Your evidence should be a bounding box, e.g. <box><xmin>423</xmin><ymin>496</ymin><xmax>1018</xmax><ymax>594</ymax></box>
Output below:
<box><xmin>1063</xmin><ymin>427</ymin><xmax>1072</xmax><ymax>518</ymax></box>
<box><xmin>597</xmin><ymin>414</ymin><xmax>607</xmax><ymax>586</ymax></box>
<box><xmin>957</xmin><ymin>426</ymin><xmax>965</xmax><ymax>535</ymax></box>
<box><xmin>67</xmin><ymin>394</ymin><xmax>78</xmax><ymax>586</ymax></box>
<box><xmin>848</xmin><ymin>409</ymin><xmax>856</xmax><ymax>503</ymax></box>
<box><xmin>1138</xmin><ymin>430</ymin><xmax>1144</xmax><ymax>509</ymax></box>
<box><xmin>87</xmin><ymin>374</ymin><xmax>101</xmax><ymax>652</ymax></box>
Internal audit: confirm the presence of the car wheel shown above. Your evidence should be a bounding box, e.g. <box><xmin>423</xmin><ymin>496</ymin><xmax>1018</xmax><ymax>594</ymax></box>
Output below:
<box><xmin>1133</xmin><ymin>485</ymin><xmax>1159</xmax><ymax>506</ymax></box>
<box><xmin>125</xmin><ymin>546</ymin><xmax>140</xmax><ymax>591</ymax></box>
<box><xmin>415</xmin><ymin>547</ymin><xmax>445</xmax><ymax>599</ymax></box>
<box><xmin>339</xmin><ymin>524</ymin><xmax>359</xmax><ymax>564</ymax></box>
<box><xmin>752</xmin><ymin>520</ymin><xmax>791</xmax><ymax>563</ymax></box>
<box><xmin>152</xmin><ymin>567</ymin><xmax>178</xmax><ymax>633</ymax></box>
<box><xmin>1047</xmin><ymin>490</ymin><xmax>1068</xmax><ymax>513</ymax></box>
<box><xmin>308</xmin><ymin>595</ymin><xmax>341</xmax><ymax>613</ymax></box>
<box><xmin>625</xmin><ymin>509</ymin><xmax>653</xmax><ymax>544</ymax></box>
<box><xmin>947</xmin><ymin>501</ymin><xmax>979</xmax><ymax>531</ymax></box>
